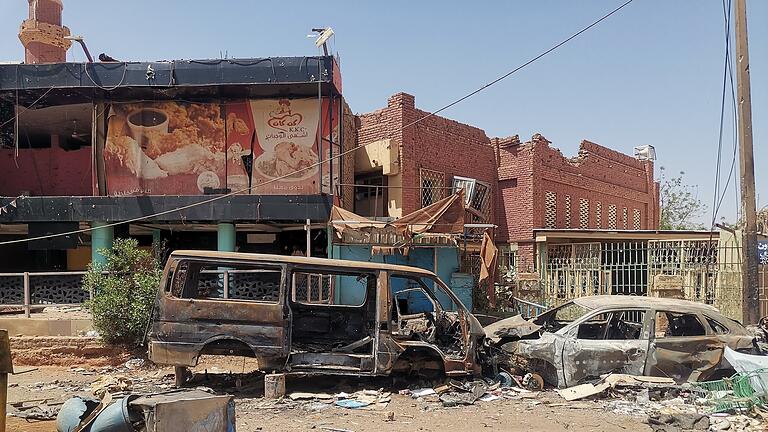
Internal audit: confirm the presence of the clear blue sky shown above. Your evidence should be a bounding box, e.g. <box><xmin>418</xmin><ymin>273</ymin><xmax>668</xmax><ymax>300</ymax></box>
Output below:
<box><xmin>0</xmin><ymin>0</ymin><xmax>765</xmax><ymax>224</ymax></box>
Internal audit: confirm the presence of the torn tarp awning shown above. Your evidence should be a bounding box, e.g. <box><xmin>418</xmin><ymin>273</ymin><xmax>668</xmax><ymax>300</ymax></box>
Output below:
<box><xmin>390</xmin><ymin>190</ymin><xmax>465</xmax><ymax>234</ymax></box>
<box><xmin>330</xmin><ymin>190</ymin><xmax>468</xmax><ymax>245</ymax></box>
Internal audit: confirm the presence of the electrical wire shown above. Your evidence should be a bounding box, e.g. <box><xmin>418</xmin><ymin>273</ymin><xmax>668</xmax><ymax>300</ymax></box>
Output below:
<box><xmin>710</xmin><ymin>0</ymin><xmax>732</xmax><ymax>228</ymax></box>
<box><xmin>0</xmin><ymin>0</ymin><xmax>637</xmax><ymax>247</ymax></box>
<box><xmin>710</xmin><ymin>0</ymin><xmax>739</xmax><ymax>226</ymax></box>
<box><xmin>82</xmin><ymin>62</ymin><xmax>128</xmax><ymax>92</ymax></box>
<box><xmin>0</xmin><ymin>85</ymin><xmax>55</xmax><ymax>130</ymax></box>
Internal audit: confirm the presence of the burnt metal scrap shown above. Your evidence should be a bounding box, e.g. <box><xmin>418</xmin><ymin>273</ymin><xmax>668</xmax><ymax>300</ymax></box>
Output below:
<box><xmin>55</xmin><ymin>389</ymin><xmax>234</xmax><ymax>432</ymax></box>
<box><xmin>144</xmin><ymin>250</ymin><xmax>768</xmax><ymax>400</ymax></box>
<box><xmin>484</xmin><ymin>295</ymin><xmax>759</xmax><ymax>388</ymax></box>
<box><xmin>148</xmin><ymin>251</ymin><xmax>486</xmax><ymax>383</ymax></box>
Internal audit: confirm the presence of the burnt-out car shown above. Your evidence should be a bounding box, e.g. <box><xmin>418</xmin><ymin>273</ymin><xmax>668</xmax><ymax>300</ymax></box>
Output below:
<box><xmin>485</xmin><ymin>296</ymin><xmax>756</xmax><ymax>388</ymax></box>
<box><xmin>148</xmin><ymin>251</ymin><xmax>485</xmax><ymax>383</ymax></box>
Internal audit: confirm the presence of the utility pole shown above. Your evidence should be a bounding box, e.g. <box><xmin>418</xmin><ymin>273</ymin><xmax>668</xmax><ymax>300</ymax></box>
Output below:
<box><xmin>734</xmin><ymin>0</ymin><xmax>759</xmax><ymax>324</ymax></box>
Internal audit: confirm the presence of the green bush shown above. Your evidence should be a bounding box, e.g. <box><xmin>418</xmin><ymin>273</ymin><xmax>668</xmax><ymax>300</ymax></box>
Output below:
<box><xmin>83</xmin><ymin>238</ymin><xmax>162</xmax><ymax>346</ymax></box>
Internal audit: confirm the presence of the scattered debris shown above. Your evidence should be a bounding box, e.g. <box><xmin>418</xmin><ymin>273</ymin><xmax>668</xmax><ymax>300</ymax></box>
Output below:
<box><xmin>56</xmin><ymin>389</ymin><xmax>234</xmax><ymax>432</ymax></box>
<box><xmin>90</xmin><ymin>375</ymin><xmax>133</xmax><ymax>398</ymax></box>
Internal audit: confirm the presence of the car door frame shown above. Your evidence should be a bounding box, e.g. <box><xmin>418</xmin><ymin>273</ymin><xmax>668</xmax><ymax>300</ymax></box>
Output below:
<box><xmin>559</xmin><ymin>307</ymin><xmax>652</xmax><ymax>387</ymax></box>
<box><xmin>644</xmin><ymin>309</ymin><xmax>723</xmax><ymax>382</ymax></box>
<box><xmin>285</xmin><ymin>264</ymin><xmax>380</xmax><ymax>374</ymax></box>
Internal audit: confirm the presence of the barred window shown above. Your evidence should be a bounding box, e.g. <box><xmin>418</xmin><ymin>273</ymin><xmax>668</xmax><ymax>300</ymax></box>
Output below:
<box><xmin>564</xmin><ymin>195</ymin><xmax>572</xmax><ymax>229</ymax></box>
<box><xmin>633</xmin><ymin>209</ymin><xmax>641</xmax><ymax>230</ymax></box>
<box><xmin>420</xmin><ymin>169</ymin><xmax>445</xmax><ymax>208</ymax></box>
<box><xmin>579</xmin><ymin>198</ymin><xmax>589</xmax><ymax>229</ymax></box>
<box><xmin>595</xmin><ymin>201</ymin><xmax>602</xmax><ymax>229</ymax></box>
<box><xmin>545</xmin><ymin>191</ymin><xmax>557</xmax><ymax>228</ymax></box>
<box><xmin>608</xmin><ymin>205</ymin><xmax>617</xmax><ymax>229</ymax></box>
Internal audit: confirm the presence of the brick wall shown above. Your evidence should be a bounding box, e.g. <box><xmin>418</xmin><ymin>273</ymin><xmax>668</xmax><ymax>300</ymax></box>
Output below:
<box><xmin>396</xmin><ymin>94</ymin><xmax>497</xmax><ymax>217</ymax></box>
<box><xmin>356</xmin><ymin>93</ymin><xmax>660</xmax><ymax>274</ymax></box>
<box><xmin>495</xmin><ymin>133</ymin><xmax>660</xmax><ymax>268</ymax></box>
<box><xmin>357</xmin><ymin>93</ymin><xmax>498</xmax><ymax>224</ymax></box>
<box><xmin>338</xmin><ymin>99</ymin><xmax>357</xmax><ymax>210</ymax></box>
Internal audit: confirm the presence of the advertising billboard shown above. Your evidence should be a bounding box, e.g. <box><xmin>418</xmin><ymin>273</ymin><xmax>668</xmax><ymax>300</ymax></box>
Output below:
<box><xmin>103</xmin><ymin>98</ymin><xmax>340</xmax><ymax>196</ymax></box>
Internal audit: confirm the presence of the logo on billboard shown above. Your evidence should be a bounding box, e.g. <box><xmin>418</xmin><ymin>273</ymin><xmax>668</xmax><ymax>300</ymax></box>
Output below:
<box><xmin>267</xmin><ymin>99</ymin><xmax>304</xmax><ymax>132</ymax></box>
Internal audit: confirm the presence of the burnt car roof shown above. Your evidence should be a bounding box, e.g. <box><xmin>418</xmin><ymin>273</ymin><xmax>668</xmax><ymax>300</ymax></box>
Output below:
<box><xmin>572</xmin><ymin>295</ymin><xmax>719</xmax><ymax>313</ymax></box>
<box><xmin>170</xmin><ymin>250</ymin><xmax>437</xmax><ymax>276</ymax></box>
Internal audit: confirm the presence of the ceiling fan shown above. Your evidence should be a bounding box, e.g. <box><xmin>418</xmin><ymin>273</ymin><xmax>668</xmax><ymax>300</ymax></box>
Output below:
<box><xmin>69</xmin><ymin>119</ymin><xmax>90</xmax><ymax>143</ymax></box>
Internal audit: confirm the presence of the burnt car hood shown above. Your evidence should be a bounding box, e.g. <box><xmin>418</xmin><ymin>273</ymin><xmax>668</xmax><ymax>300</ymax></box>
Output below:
<box><xmin>484</xmin><ymin>315</ymin><xmax>542</xmax><ymax>344</ymax></box>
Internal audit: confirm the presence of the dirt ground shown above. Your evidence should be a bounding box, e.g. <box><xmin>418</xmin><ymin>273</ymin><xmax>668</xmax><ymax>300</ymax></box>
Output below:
<box><xmin>5</xmin><ymin>359</ymin><xmax>654</xmax><ymax>432</ymax></box>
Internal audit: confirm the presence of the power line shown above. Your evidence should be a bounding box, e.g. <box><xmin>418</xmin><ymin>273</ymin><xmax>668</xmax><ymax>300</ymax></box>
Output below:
<box><xmin>0</xmin><ymin>0</ymin><xmax>637</xmax><ymax>247</ymax></box>
<box><xmin>0</xmin><ymin>86</ymin><xmax>55</xmax><ymax>130</ymax></box>
<box><xmin>710</xmin><ymin>0</ymin><xmax>739</xmax><ymax>226</ymax></box>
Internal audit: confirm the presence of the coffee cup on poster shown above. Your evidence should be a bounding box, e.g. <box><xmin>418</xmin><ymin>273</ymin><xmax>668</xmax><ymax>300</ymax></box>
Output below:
<box><xmin>127</xmin><ymin>108</ymin><xmax>169</xmax><ymax>140</ymax></box>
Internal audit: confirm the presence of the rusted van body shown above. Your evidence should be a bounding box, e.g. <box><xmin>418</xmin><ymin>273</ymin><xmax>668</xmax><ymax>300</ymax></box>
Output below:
<box><xmin>148</xmin><ymin>251</ymin><xmax>485</xmax><ymax>377</ymax></box>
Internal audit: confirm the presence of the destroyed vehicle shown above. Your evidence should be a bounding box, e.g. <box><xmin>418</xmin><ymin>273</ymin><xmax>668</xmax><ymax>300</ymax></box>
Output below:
<box><xmin>485</xmin><ymin>295</ymin><xmax>756</xmax><ymax>388</ymax></box>
<box><xmin>148</xmin><ymin>251</ymin><xmax>485</xmax><ymax>383</ymax></box>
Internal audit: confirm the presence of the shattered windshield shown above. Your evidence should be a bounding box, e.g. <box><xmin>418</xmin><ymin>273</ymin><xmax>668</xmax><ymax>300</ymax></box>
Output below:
<box><xmin>538</xmin><ymin>302</ymin><xmax>593</xmax><ymax>332</ymax></box>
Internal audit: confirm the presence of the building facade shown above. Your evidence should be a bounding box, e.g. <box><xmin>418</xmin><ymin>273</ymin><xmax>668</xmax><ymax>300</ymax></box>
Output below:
<box><xmin>0</xmin><ymin>3</ymin><xmax>356</xmax><ymax>301</ymax></box>
<box><xmin>354</xmin><ymin>93</ymin><xmax>498</xmax><ymax>224</ymax></box>
<box><xmin>493</xmin><ymin>134</ymin><xmax>660</xmax><ymax>273</ymax></box>
<box><xmin>354</xmin><ymin>94</ymin><xmax>659</xmax><ymax>274</ymax></box>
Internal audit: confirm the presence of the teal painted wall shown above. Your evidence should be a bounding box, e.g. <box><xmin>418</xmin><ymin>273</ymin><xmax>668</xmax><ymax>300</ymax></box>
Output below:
<box><xmin>331</xmin><ymin>245</ymin><xmax>461</xmax><ymax>310</ymax></box>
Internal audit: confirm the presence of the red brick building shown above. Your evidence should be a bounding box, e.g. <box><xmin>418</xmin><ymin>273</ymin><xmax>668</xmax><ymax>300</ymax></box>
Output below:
<box><xmin>354</xmin><ymin>92</ymin><xmax>660</xmax><ymax>275</ymax></box>
<box><xmin>354</xmin><ymin>93</ymin><xmax>497</xmax><ymax>223</ymax></box>
<box><xmin>493</xmin><ymin>134</ymin><xmax>659</xmax><ymax>271</ymax></box>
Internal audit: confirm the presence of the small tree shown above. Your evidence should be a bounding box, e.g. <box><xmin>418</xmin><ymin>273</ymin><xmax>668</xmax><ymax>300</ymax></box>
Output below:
<box><xmin>83</xmin><ymin>238</ymin><xmax>162</xmax><ymax>346</ymax></box>
<box><xmin>658</xmin><ymin>167</ymin><xmax>707</xmax><ymax>230</ymax></box>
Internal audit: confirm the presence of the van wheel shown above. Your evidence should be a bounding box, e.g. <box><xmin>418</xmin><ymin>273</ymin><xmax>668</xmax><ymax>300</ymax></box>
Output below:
<box><xmin>175</xmin><ymin>366</ymin><xmax>190</xmax><ymax>388</ymax></box>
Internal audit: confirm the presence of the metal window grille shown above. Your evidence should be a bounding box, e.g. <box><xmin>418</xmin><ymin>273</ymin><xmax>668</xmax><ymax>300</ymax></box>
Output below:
<box><xmin>292</xmin><ymin>272</ymin><xmax>332</xmax><ymax>304</ymax></box>
<box><xmin>545</xmin><ymin>191</ymin><xmax>557</xmax><ymax>228</ymax></box>
<box><xmin>608</xmin><ymin>205</ymin><xmax>617</xmax><ymax>229</ymax></box>
<box><xmin>595</xmin><ymin>202</ymin><xmax>602</xmax><ymax>228</ymax></box>
<box><xmin>564</xmin><ymin>195</ymin><xmax>571</xmax><ymax>228</ymax></box>
<box><xmin>633</xmin><ymin>209</ymin><xmax>641</xmax><ymax>230</ymax></box>
<box><xmin>579</xmin><ymin>199</ymin><xmax>589</xmax><ymax>229</ymax></box>
<box><xmin>622</xmin><ymin>207</ymin><xmax>628</xmax><ymax>229</ymax></box>
<box><xmin>543</xmin><ymin>243</ymin><xmax>606</xmax><ymax>305</ymax></box>
<box><xmin>420</xmin><ymin>169</ymin><xmax>445</xmax><ymax>207</ymax></box>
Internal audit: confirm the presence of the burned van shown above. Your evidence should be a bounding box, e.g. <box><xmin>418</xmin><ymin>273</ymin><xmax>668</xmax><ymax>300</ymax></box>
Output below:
<box><xmin>148</xmin><ymin>251</ymin><xmax>485</xmax><ymax>382</ymax></box>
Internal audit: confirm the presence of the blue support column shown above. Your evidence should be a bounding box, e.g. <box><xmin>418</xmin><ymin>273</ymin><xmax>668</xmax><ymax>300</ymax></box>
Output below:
<box><xmin>91</xmin><ymin>222</ymin><xmax>114</xmax><ymax>267</ymax></box>
<box><xmin>217</xmin><ymin>222</ymin><xmax>236</xmax><ymax>252</ymax></box>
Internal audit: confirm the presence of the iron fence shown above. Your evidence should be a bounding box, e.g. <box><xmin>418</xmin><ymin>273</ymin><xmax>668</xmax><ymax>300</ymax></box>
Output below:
<box><xmin>536</xmin><ymin>239</ymin><xmax>766</xmax><ymax>321</ymax></box>
<box><xmin>0</xmin><ymin>271</ymin><xmax>91</xmax><ymax>317</ymax></box>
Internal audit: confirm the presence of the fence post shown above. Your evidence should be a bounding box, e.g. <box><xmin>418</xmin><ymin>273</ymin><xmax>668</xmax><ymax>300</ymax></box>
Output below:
<box><xmin>23</xmin><ymin>272</ymin><xmax>30</xmax><ymax>318</ymax></box>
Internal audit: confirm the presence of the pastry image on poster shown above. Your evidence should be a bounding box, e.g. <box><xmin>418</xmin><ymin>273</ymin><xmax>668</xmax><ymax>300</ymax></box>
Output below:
<box><xmin>249</xmin><ymin>98</ymin><xmax>321</xmax><ymax>194</ymax></box>
<box><xmin>103</xmin><ymin>101</ymin><xmax>226</xmax><ymax>195</ymax></box>
<box><xmin>102</xmin><ymin>98</ymin><xmax>336</xmax><ymax>196</ymax></box>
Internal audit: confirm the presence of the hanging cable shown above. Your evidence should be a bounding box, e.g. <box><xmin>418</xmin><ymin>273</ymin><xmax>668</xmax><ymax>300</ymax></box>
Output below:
<box><xmin>0</xmin><ymin>0</ymin><xmax>638</xmax><ymax>247</ymax></box>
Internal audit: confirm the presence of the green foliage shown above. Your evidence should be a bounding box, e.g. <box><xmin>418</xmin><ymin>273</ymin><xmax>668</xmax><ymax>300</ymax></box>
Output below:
<box><xmin>658</xmin><ymin>167</ymin><xmax>707</xmax><ymax>230</ymax></box>
<box><xmin>83</xmin><ymin>238</ymin><xmax>162</xmax><ymax>346</ymax></box>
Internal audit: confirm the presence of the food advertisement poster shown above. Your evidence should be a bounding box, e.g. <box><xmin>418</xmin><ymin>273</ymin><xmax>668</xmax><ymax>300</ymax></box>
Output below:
<box><xmin>103</xmin><ymin>98</ymin><xmax>339</xmax><ymax>196</ymax></box>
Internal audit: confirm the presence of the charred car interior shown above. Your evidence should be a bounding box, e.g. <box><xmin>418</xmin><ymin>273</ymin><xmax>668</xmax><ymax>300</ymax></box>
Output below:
<box><xmin>148</xmin><ymin>251</ymin><xmax>486</xmax><ymax>381</ymax></box>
